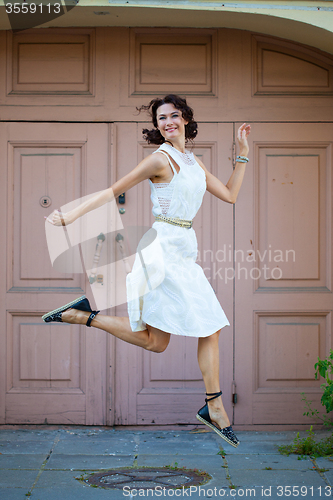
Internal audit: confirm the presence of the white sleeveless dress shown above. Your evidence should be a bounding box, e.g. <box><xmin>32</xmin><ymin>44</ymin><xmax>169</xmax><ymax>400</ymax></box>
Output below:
<box><xmin>126</xmin><ymin>143</ymin><xmax>230</xmax><ymax>337</ymax></box>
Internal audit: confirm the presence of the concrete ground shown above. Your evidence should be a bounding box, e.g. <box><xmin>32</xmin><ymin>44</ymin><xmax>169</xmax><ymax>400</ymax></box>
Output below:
<box><xmin>0</xmin><ymin>426</ymin><xmax>332</xmax><ymax>499</ymax></box>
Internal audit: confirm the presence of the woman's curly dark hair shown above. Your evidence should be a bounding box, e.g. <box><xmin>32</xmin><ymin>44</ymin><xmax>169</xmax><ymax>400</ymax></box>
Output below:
<box><xmin>137</xmin><ymin>94</ymin><xmax>198</xmax><ymax>145</ymax></box>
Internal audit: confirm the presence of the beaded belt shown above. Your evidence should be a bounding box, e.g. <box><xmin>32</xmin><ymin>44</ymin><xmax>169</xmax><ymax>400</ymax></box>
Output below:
<box><xmin>155</xmin><ymin>215</ymin><xmax>193</xmax><ymax>229</ymax></box>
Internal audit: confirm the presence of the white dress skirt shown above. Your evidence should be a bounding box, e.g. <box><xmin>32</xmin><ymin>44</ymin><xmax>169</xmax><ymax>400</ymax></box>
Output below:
<box><xmin>126</xmin><ymin>143</ymin><xmax>230</xmax><ymax>337</ymax></box>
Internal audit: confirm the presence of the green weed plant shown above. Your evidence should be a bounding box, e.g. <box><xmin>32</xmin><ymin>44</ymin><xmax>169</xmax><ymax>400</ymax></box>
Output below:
<box><xmin>279</xmin><ymin>351</ymin><xmax>333</xmax><ymax>457</ymax></box>
<box><xmin>301</xmin><ymin>349</ymin><xmax>333</xmax><ymax>427</ymax></box>
<box><xmin>278</xmin><ymin>426</ymin><xmax>333</xmax><ymax>457</ymax></box>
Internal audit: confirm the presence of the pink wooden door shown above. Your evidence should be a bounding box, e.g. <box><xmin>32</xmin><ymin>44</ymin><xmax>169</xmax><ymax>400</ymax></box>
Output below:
<box><xmin>234</xmin><ymin>122</ymin><xmax>333</xmax><ymax>426</ymax></box>
<box><xmin>114</xmin><ymin>122</ymin><xmax>236</xmax><ymax>424</ymax></box>
<box><xmin>0</xmin><ymin>122</ymin><xmax>112</xmax><ymax>424</ymax></box>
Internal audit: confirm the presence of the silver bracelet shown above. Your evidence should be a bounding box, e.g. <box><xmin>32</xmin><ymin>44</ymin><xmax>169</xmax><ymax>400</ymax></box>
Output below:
<box><xmin>236</xmin><ymin>155</ymin><xmax>249</xmax><ymax>163</ymax></box>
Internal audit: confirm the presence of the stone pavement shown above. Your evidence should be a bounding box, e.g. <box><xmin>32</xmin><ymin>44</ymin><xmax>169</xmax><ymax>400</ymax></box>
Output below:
<box><xmin>0</xmin><ymin>426</ymin><xmax>332</xmax><ymax>500</ymax></box>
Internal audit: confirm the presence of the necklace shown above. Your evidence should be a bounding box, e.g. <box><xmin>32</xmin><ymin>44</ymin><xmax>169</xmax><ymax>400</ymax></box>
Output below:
<box><xmin>164</xmin><ymin>142</ymin><xmax>196</xmax><ymax>166</ymax></box>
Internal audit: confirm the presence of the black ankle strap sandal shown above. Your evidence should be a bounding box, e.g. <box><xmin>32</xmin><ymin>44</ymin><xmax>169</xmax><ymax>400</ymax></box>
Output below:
<box><xmin>86</xmin><ymin>311</ymin><xmax>99</xmax><ymax>327</ymax></box>
<box><xmin>205</xmin><ymin>391</ymin><xmax>222</xmax><ymax>402</ymax></box>
<box><xmin>196</xmin><ymin>391</ymin><xmax>240</xmax><ymax>448</ymax></box>
<box><xmin>42</xmin><ymin>296</ymin><xmax>100</xmax><ymax>327</ymax></box>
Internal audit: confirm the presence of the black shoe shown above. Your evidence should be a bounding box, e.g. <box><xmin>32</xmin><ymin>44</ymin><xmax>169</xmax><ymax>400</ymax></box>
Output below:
<box><xmin>42</xmin><ymin>295</ymin><xmax>100</xmax><ymax>327</ymax></box>
<box><xmin>196</xmin><ymin>391</ymin><xmax>240</xmax><ymax>448</ymax></box>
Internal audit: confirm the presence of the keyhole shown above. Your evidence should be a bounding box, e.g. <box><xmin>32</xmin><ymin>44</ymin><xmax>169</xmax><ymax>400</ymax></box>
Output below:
<box><xmin>40</xmin><ymin>196</ymin><xmax>52</xmax><ymax>208</ymax></box>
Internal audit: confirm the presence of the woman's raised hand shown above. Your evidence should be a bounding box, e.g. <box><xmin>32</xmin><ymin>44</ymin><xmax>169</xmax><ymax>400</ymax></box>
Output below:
<box><xmin>237</xmin><ymin>123</ymin><xmax>251</xmax><ymax>155</ymax></box>
<box><xmin>44</xmin><ymin>209</ymin><xmax>69</xmax><ymax>226</ymax></box>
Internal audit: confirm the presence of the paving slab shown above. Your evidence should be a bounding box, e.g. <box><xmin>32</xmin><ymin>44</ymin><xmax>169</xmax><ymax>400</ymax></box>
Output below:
<box><xmin>45</xmin><ymin>453</ymin><xmax>134</xmax><ymax>470</ymax></box>
<box><xmin>0</xmin><ymin>489</ymin><xmax>31</xmax><ymax>500</ymax></box>
<box><xmin>138</xmin><ymin>431</ymin><xmax>220</xmax><ymax>455</ymax></box>
<box><xmin>34</xmin><ymin>469</ymin><xmax>95</xmax><ymax>489</ymax></box>
<box><xmin>215</xmin><ymin>432</ymin><xmax>289</xmax><ymax>455</ymax></box>
<box><xmin>0</xmin><ymin>436</ymin><xmax>56</xmax><ymax>455</ymax></box>
<box><xmin>323</xmin><ymin>470</ymin><xmax>333</xmax><ymax>485</ymax></box>
<box><xmin>223</xmin><ymin>441</ymin><xmax>282</xmax><ymax>455</ymax></box>
<box><xmin>225</xmin><ymin>453</ymin><xmax>314</xmax><ymax>470</ymax></box>
<box><xmin>54</xmin><ymin>434</ymin><xmax>137</xmax><ymax>455</ymax></box>
<box><xmin>136</xmin><ymin>453</ymin><xmax>225</xmax><ymax>474</ymax></box>
<box><xmin>0</xmin><ymin>429</ymin><xmax>59</xmax><ymax>439</ymax></box>
<box><xmin>219</xmin><ymin>430</ymin><xmax>296</xmax><ymax>441</ymax></box>
<box><xmin>0</xmin><ymin>454</ymin><xmax>46</xmax><ymax>469</ymax></box>
<box><xmin>316</xmin><ymin>456</ymin><xmax>333</xmax><ymax>469</ymax></box>
<box><xmin>229</xmin><ymin>468</ymin><xmax>326</xmax><ymax>488</ymax></box>
<box><xmin>0</xmin><ymin>469</ymin><xmax>39</xmax><ymax>488</ymax></box>
<box><xmin>223</xmin><ymin>431</ymin><xmax>296</xmax><ymax>441</ymax></box>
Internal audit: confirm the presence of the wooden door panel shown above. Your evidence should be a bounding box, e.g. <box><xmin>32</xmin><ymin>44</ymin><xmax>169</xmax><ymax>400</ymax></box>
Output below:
<box><xmin>6</xmin><ymin>313</ymin><xmax>86</xmax><ymax>424</ymax></box>
<box><xmin>235</xmin><ymin>123</ymin><xmax>333</xmax><ymax>426</ymax></box>
<box><xmin>1</xmin><ymin>123</ymin><xmax>111</xmax><ymax>424</ymax></box>
<box><xmin>256</xmin><ymin>315</ymin><xmax>325</xmax><ymax>389</ymax></box>
<box><xmin>8</xmin><ymin>316</ymin><xmax>81</xmax><ymax>390</ymax></box>
<box><xmin>11</xmin><ymin>147</ymin><xmax>81</xmax><ymax>289</ymax></box>
<box><xmin>257</xmin><ymin>146</ymin><xmax>328</xmax><ymax>290</ymax></box>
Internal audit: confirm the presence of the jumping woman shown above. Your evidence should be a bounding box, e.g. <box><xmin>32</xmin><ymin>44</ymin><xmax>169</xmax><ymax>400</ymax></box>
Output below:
<box><xmin>43</xmin><ymin>94</ymin><xmax>251</xmax><ymax>447</ymax></box>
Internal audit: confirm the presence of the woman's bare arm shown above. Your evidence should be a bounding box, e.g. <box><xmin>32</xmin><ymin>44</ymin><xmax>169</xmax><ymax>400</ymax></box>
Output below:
<box><xmin>195</xmin><ymin>123</ymin><xmax>251</xmax><ymax>204</ymax></box>
<box><xmin>45</xmin><ymin>152</ymin><xmax>166</xmax><ymax>226</ymax></box>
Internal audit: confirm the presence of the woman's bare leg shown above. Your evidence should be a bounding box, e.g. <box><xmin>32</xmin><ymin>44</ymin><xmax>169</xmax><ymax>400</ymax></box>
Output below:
<box><xmin>197</xmin><ymin>331</ymin><xmax>231</xmax><ymax>429</ymax></box>
<box><xmin>61</xmin><ymin>309</ymin><xmax>170</xmax><ymax>353</ymax></box>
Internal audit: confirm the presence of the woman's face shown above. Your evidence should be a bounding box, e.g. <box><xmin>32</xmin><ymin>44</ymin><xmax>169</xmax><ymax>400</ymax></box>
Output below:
<box><xmin>156</xmin><ymin>103</ymin><xmax>188</xmax><ymax>143</ymax></box>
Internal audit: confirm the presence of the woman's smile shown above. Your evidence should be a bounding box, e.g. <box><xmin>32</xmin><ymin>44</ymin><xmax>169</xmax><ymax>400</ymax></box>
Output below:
<box><xmin>156</xmin><ymin>103</ymin><xmax>188</xmax><ymax>146</ymax></box>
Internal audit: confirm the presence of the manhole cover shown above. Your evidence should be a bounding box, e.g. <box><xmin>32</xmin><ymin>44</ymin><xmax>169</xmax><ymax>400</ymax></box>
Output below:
<box><xmin>86</xmin><ymin>467</ymin><xmax>210</xmax><ymax>490</ymax></box>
